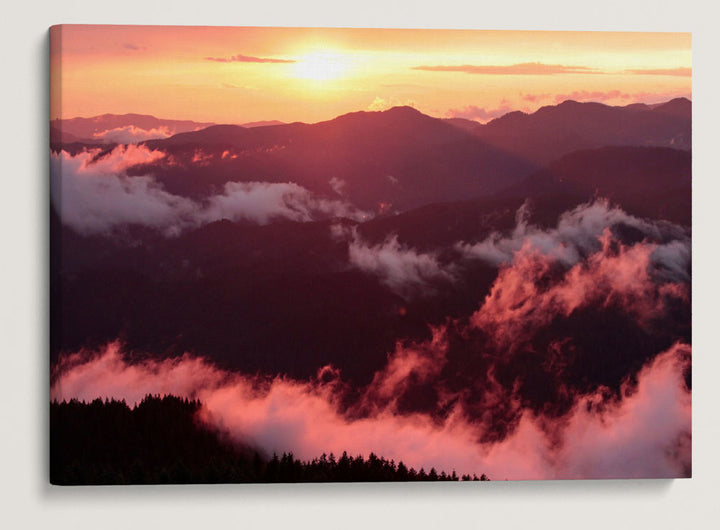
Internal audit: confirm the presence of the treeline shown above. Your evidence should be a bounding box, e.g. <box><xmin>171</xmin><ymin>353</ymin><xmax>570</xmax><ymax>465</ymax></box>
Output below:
<box><xmin>50</xmin><ymin>395</ymin><xmax>489</xmax><ymax>485</ymax></box>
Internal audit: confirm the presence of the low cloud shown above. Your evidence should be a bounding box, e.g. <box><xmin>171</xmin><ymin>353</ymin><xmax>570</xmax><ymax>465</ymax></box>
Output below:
<box><xmin>329</xmin><ymin>177</ymin><xmax>346</xmax><ymax>196</ymax></box>
<box><xmin>459</xmin><ymin>200</ymin><xmax>689</xmax><ymax>272</ymax></box>
<box><xmin>413</xmin><ymin>62</ymin><xmax>598</xmax><ymax>75</ymax></box>
<box><xmin>205</xmin><ymin>54</ymin><xmax>295</xmax><ymax>64</ymax></box>
<box><xmin>554</xmin><ymin>90</ymin><xmax>633</xmax><ymax>104</ymax></box>
<box><xmin>459</xmin><ymin>201</ymin><xmax>690</xmax><ymax>349</ymax></box>
<box><xmin>347</xmin><ymin>231</ymin><xmax>457</xmax><ymax>298</ymax></box>
<box><xmin>521</xmin><ymin>93</ymin><xmax>552</xmax><ymax>103</ymax></box>
<box><xmin>51</xmin><ymin>146</ymin><xmax>372</xmax><ymax>235</ymax></box>
<box><xmin>445</xmin><ymin>103</ymin><xmax>514</xmax><ymax>123</ymax></box>
<box><xmin>470</xmin><ymin>234</ymin><xmax>688</xmax><ymax>351</ymax></box>
<box><xmin>50</xmin><ymin>146</ymin><xmax>195</xmax><ymax>236</ymax></box>
<box><xmin>200</xmin><ymin>181</ymin><xmax>370</xmax><ymax>225</ymax></box>
<box><xmin>50</xmin><ymin>339</ymin><xmax>691</xmax><ymax>480</ymax></box>
<box><xmin>93</xmin><ymin>125</ymin><xmax>174</xmax><ymax>144</ymax></box>
<box><xmin>368</xmin><ymin>97</ymin><xmax>417</xmax><ymax>112</ymax></box>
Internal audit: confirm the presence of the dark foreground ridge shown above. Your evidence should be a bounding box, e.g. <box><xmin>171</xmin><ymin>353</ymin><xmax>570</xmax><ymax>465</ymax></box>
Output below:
<box><xmin>50</xmin><ymin>395</ymin><xmax>489</xmax><ymax>484</ymax></box>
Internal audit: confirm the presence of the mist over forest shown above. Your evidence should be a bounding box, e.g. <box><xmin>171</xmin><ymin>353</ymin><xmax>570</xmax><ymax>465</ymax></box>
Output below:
<box><xmin>50</xmin><ymin>97</ymin><xmax>691</xmax><ymax>482</ymax></box>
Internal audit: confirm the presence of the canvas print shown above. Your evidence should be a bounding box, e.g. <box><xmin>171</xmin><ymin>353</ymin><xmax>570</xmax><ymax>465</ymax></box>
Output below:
<box><xmin>49</xmin><ymin>25</ymin><xmax>691</xmax><ymax>484</ymax></box>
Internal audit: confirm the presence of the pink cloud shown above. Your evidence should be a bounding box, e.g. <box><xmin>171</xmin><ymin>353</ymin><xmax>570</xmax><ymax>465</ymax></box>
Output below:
<box><xmin>521</xmin><ymin>93</ymin><xmax>552</xmax><ymax>103</ymax></box>
<box><xmin>367</xmin><ymin>96</ymin><xmax>417</xmax><ymax>112</ymax></box>
<box><xmin>554</xmin><ymin>90</ymin><xmax>631</xmax><ymax>103</ymax></box>
<box><xmin>445</xmin><ymin>103</ymin><xmax>514</xmax><ymax>123</ymax></box>
<box><xmin>50</xmin><ymin>339</ymin><xmax>691</xmax><ymax>480</ymax></box>
<box><xmin>625</xmin><ymin>68</ymin><xmax>691</xmax><ymax>77</ymax></box>
<box><xmin>413</xmin><ymin>62</ymin><xmax>599</xmax><ymax>75</ymax></box>
<box><xmin>469</xmin><ymin>232</ymin><xmax>686</xmax><ymax>350</ymax></box>
<box><xmin>460</xmin><ymin>201</ymin><xmax>690</xmax><ymax>350</ymax></box>
<box><xmin>93</xmin><ymin>125</ymin><xmax>174</xmax><ymax>144</ymax></box>
<box><xmin>205</xmin><ymin>54</ymin><xmax>295</xmax><ymax>64</ymax></box>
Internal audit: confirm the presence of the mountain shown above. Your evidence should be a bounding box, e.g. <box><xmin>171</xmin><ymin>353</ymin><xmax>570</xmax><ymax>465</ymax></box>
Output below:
<box><xmin>441</xmin><ymin>117</ymin><xmax>481</xmax><ymax>133</ymax></box>
<box><xmin>472</xmin><ymin>98</ymin><xmax>691</xmax><ymax>165</ymax></box>
<box><xmin>240</xmin><ymin>120</ymin><xmax>286</xmax><ymax>128</ymax></box>
<box><xmin>138</xmin><ymin>106</ymin><xmax>537</xmax><ymax>210</ymax></box>
<box><xmin>49</xmin><ymin>125</ymin><xmax>101</xmax><ymax>145</ymax></box>
<box><xmin>52</xmin><ymin>113</ymin><xmax>215</xmax><ymax>141</ymax></box>
<box><xmin>51</xmin><ymin>100</ymin><xmax>691</xmax><ymax>218</ymax></box>
<box><xmin>497</xmin><ymin>145</ymin><xmax>691</xmax><ymax>225</ymax></box>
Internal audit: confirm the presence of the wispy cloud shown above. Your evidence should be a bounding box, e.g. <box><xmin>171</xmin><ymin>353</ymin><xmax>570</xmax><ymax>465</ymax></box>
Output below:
<box><xmin>367</xmin><ymin>96</ymin><xmax>417</xmax><ymax>112</ymax></box>
<box><xmin>625</xmin><ymin>67</ymin><xmax>691</xmax><ymax>77</ymax></box>
<box><xmin>344</xmin><ymin>229</ymin><xmax>457</xmax><ymax>298</ymax></box>
<box><xmin>521</xmin><ymin>93</ymin><xmax>552</xmax><ymax>103</ymax></box>
<box><xmin>93</xmin><ymin>125</ymin><xmax>174</xmax><ymax>144</ymax></box>
<box><xmin>458</xmin><ymin>200</ymin><xmax>690</xmax><ymax>349</ymax></box>
<box><xmin>412</xmin><ymin>62</ymin><xmax>599</xmax><ymax>75</ymax></box>
<box><xmin>205</xmin><ymin>54</ymin><xmax>295</xmax><ymax>64</ymax></box>
<box><xmin>445</xmin><ymin>102</ymin><xmax>513</xmax><ymax>123</ymax></box>
<box><xmin>553</xmin><ymin>89</ymin><xmax>641</xmax><ymax>104</ymax></box>
<box><xmin>51</xmin><ymin>146</ymin><xmax>371</xmax><ymax>236</ymax></box>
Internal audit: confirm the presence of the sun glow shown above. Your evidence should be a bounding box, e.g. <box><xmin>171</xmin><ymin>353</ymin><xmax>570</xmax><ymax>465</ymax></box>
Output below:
<box><xmin>291</xmin><ymin>51</ymin><xmax>352</xmax><ymax>81</ymax></box>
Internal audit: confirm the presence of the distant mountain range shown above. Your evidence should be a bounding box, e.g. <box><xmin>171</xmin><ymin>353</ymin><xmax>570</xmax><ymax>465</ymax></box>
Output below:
<box><xmin>469</xmin><ymin>97</ymin><xmax>691</xmax><ymax>164</ymax></box>
<box><xmin>51</xmin><ymin>99</ymin><xmax>691</xmax><ymax>216</ymax></box>
<box><xmin>135</xmin><ymin>106</ymin><xmax>536</xmax><ymax>209</ymax></box>
<box><xmin>51</xmin><ymin>114</ymin><xmax>216</xmax><ymax>143</ymax></box>
<box><xmin>51</xmin><ymin>114</ymin><xmax>287</xmax><ymax>144</ymax></box>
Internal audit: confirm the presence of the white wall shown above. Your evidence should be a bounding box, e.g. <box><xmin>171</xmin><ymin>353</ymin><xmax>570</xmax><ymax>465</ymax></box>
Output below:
<box><xmin>2</xmin><ymin>2</ymin><xmax>718</xmax><ymax>528</ymax></box>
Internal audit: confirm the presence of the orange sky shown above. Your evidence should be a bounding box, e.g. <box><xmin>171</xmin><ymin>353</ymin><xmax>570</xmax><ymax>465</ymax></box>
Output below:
<box><xmin>50</xmin><ymin>25</ymin><xmax>691</xmax><ymax>124</ymax></box>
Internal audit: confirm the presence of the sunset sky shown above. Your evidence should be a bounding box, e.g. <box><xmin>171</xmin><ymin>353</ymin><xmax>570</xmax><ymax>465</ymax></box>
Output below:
<box><xmin>50</xmin><ymin>25</ymin><xmax>691</xmax><ymax>124</ymax></box>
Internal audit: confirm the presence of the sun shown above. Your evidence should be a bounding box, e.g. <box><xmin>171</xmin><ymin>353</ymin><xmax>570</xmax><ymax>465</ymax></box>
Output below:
<box><xmin>291</xmin><ymin>51</ymin><xmax>351</xmax><ymax>81</ymax></box>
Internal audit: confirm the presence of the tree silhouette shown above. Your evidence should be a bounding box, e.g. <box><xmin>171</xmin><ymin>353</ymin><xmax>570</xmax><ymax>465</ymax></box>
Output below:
<box><xmin>51</xmin><ymin>396</ymin><xmax>489</xmax><ymax>484</ymax></box>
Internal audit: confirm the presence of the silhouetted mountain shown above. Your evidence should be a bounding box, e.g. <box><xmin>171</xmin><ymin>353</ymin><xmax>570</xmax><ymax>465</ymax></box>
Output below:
<box><xmin>241</xmin><ymin>120</ymin><xmax>286</xmax><ymax>128</ymax></box>
<box><xmin>473</xmin><ymin>98</ymin><xmax>691</xmax><ymax>164</ymax></box>
<box><xmin>441</xmin><ymin>117</ymin><xmax>481</xmax><ymax>132</ymax></box>
<box><xmin>498</xmin><ymin>145</ymin><xmax>691</xmax><ymax>225</ymax></box>
<box><xmin>139</xmin><ymin>106</ymin><xmax>538</xmax><ymax>210</ymax></box>
<box><xmin>652</xmin><ymin>97</ymin><xmax>692</xmax><ymax>118</ymax></box>
<box><xmin>52</xmin><ymin>113</ymin><xmax>215</xmax><ymax>141</ymax></box>
<box><xmin>49</xmin><ymin>125</ymin><xmax>100</xmax><ymax>145</ymax></box>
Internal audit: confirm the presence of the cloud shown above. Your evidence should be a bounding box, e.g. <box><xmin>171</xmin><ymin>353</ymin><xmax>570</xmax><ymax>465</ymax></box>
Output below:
<box><xmin>359</xmin><ymin>327</ymin><xmax>449</xmax><ymax>414</ymax></box>
<box><xmin>470</xmin><ymin>235</ymin><xmax>687</xmax><ymax>350</ymax></box>
<box><xmin>200</xmin><ymin>181</ymin><xmax>370</xmax><ymax>225</ymax></box>
<box><xmin>554</xmin><ymin>90</ymin><xmax>633</xmax><ymax>103</ymax></box>
<box><xmin>445</xmin><ymin>103</ymin><xmax>514</xmax><ymax>123</ymax></box>
<box><xmin>458</xmin><ymin>200</ymin><xmax>689</xmax><ymax>271</ymax></box>
<box><xmin>93</xmin><ymin>125</ymin><xmax>174</xmax><ymax>144</ymax></box>
<box><xmin>51</xmin><ymin>146</ymin><xmax>372</xmax><ymax>235</ymax></box>
<box><xmin>554</xmin><ymin>342</ymin><xmax>691</xmax><ymax>478</ymax></box>
<box><xmin>521</xmin><ymin>93</ymin><xmax>552</xmax><ymax>103</ymax></box>
<box><xmin>368</xmin><ymin>97</ymin><xmax>417</xmax><ymax>112</ymax></box>
<box><xmin>50</xmin><ymin>146</ymin><xmax>195</xmax><ymax>236</ymax></box>
<box><xmin>50</xmin><ymin>339</ymin><xmax>691</xmax><ymax>480</ymax></box>
<box><xmin>49</xmin><ymin>193</ymin><xmax>690</xmax><ymax>480</ymax></box>
<box><xmin>329</xmin><ymin>177</ymin><xmax>346</xmax><ymax>196</ymax></box>
<box><xmin>205</xmin><ymin>54</ymin><xmax>295</xmax><ymax>64</ymax></box>
<box><xmin>412</xmin><ymin>62</ymin><xmax>599</xmax><ymax>75</ymax></box>
<box><xmin>459</xmin><ymin>201</ymin><xmax>690</xmax><ymax>349</ymax></box>
<box><xmin>347</xmin><ymin>231</ymin><xmax>457</xmax><ymax>298</ymax></box>
<box><xmin>625</xmin><ymin>67</ymin><xmax>692</xmax><ymax>77</ymax></box>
